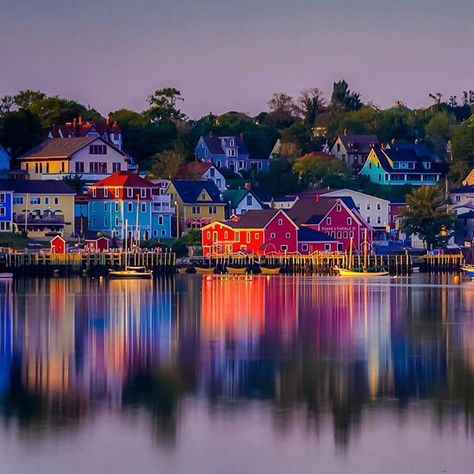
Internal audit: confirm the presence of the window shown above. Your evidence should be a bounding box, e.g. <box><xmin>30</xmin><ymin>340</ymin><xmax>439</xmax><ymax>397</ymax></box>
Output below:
<box><xmin>235</xmin><ymin>231</ymin><xmax>240</xmax><ymax>241</ymax></box>
<box><xmin>343</xmin><ymin>231</ymin><xmax>348</xmax><ymax>238</ymax></box>
<box><xmin>75</xmin><ymin>162</ymin><xmax>85</xmax><ymax>173</ymax></box>
<box><xmin>89</xmin><ymin>144</ymin><xmax>107</xmax><ymax>155</ymax></box>
<box><xmin>89</xmin><ymin>162</ymin><xmax>107</xmax><ymax>173</ymax></box>
<box><xmin>104</xmin><ymin>188</ymin><xmax>108</xmax><ymax>197</ymax></box>
<box><xmin>376</xmin><ymin>203</ymin><xmax>381</xmax><ymax>210</ymax></box>
<box><xmin>104</xmin><ymin>217</ymin><xmax>108</xmax><ymax>227</ymax></box>
<box><xmin>366</xmin><ymin>203</ymin><xmax>371</xmax><ymax>210</ymax></box>
<box><xmin>278</xmin><ymin>219</ymin><xmax>283</xmax><ymax>225</ymax></box>
<box><xmin>224</xmin><ymin>231</ymin><xmax>228</xmax><ymax>239</ymax></box>
<box><xmin>337</xmin><ymin>143</ymin><xmax>341</xmax><ymax>152</ymax></box>
<box><xmin>92</xmin><ymin>188</ymin><xmax>97</xmax><ymax>197</ymax></box>
<box><xmin>192</xmin><ymin>206</ymin><xmax>201</xmax><ymax>214</ymax></box>
<box><xmin>337</xmin><ymin>231</ymin><xmax>342</xmax><ymax>238</ymax></box>
<box><xmin>127</xmin><ymin>188</ymin><xmax>133</xmax><ymax>198</ymax></box>
<box><xmin>158</xmin><ymin>216</ymin><xmax>163</xmax><ymax>225</ymax></box>
<box><xmin>347</xmin><ymin>217</ymin><xmax>352</xmax><ymax>225</ymax></box>
<box><xmin>30</xmin><ymin>197</ymin><xmax>40</xmax><ymax>205</ymax></box>
<box><xmin>140</xmin><ymin>188</ymin><xmax>146</xmax><ymax>198</ymax></box>
<box><xmin>44</xmin><ymin>197</ymin><xmax>49</xmax><ymax>205</ymax></box>
<box><xmin>0</xmin><ymin>208</ymin><xmax>5</xmax><ymax>216</ymax></box>
<box><xmin>246</xmin><ymin>195</ymin><xmax>252</xmax><ymax>206</ymax></box>
<box><xmin>141</xmin><ymin>203</ymin><xmax>146</xmax><ymax>213</ymax></box>
<box><xmin>301</xmin><ymin>243</ymin><xmax>308</xmax><ymax>251</ymax></box>
<box><xmin>280</xmin><ymin>245</ymin><xmax>288</xmax><ymax>251</ymax></box>
<box><xmin>104</xmin><ymin>203</ymin><xmax>107</xmax><ymax>211</ymax></box>
<box><xmin>337</xmin><ymin>204</ymin><xmax>342</xmax><ymax>212</ymax></box>
<box><xmin>209</xmin><ymin>206</ymin><xmax>217</xmax><ymax>214</ymax></box>
<box><xmin>115</xmin><ymin>202</ymin><xmax>119</xmax><ymax>211</ymax></box>
<box><xmin>112</xmin><ymin>162</ymin><xmax>121</xmax><ymax>172</ymax></box>
<box><xmin>247</xmin><ymin>232</ymin><xmax>251</xmax><ymax>243</ymax></box>
<box><xmin>367</xmin><ymin>216</ymin><xmax>371</xmax><ymax>223</ymax></box>
<box><xmin>326</xmin><ymin>217</ymin><xmax>331</xmax><ymax>225</ymax></box>
<box><xmin>127</xmin><ymin>203</ymin><xmax>133</xmax><ymax>212</ymax></box>
<box><xmin>209</xmin><ymin>168</ymin><xmax>215</xmax><ymax>177</ymax></box>
<box><xmin>349</xmin><ymin>231</ymin><xmax>354</xmax><ymax>238</ymax></box>
<box><xmin>456</xmin><ymin>195</ymin><xmax>461</xmax><ymax>203</ymax></box>
<box><xmin>270</xmin><ymin>232</ymin><xmax>276</xmax><ymax>238</ymax></box>
<box><xmin>91</xmin><ymin>203</ymin><xmax>96</xmax><ymax>212</ymax></box>
<box><xmin>13</xmin><ymin>197</ymin><xmax>23</xmax><ymax>205</ymax></box>
<box><xmin>161</xmin><ymin>230</ymin><xmax>166</xmax><ymax>236</ymax></box>
<box><xmin>255</xmin><ymin>233</ymin><xmax>259</xmax><ymax>240</ymax></box>
<box><xmin>285</xmin><ymin>232</ymin><xmax>291</xmax><ymax>238</ymax></box>
<box><xmin>377</xmin><ymin>216</ymin><xmax>382</xmax><ymax>224</ymax></box>
<box><xmin>207</xmin><ymin>231</ymin><xmax>211</xmax><ymax>239</ymax></box>
<box><xmin>324</xmin><ymin>244</ymin><xmax>331</xmax><ymax>251</ymax></box>
<box><xmin>115</xmin><ymin>217</ymin><xmax>119</xmax><ymax>226</ymax></box>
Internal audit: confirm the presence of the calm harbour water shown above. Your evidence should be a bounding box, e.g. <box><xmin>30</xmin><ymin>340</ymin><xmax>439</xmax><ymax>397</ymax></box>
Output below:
<box><xmin>0</xmin><ymin>274</ymin><xmax>474</xmax><ymax>474</ymax></box>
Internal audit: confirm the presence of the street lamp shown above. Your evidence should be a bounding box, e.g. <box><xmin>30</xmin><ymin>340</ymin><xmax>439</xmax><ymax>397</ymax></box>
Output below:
<box><xmin>174</xmin><ymin>201</ymin><xmax>179</xmax><ymax>238</ymax></box>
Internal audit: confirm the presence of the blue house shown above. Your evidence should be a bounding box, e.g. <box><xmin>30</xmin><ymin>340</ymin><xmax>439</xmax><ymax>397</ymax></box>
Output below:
<box><xmin>0</xmin><ymin>145</ymin><xmax>11</xmax><ymax>180</ymax></box>
<box><xmin>0</xmin><ymin>181</ymin><xmax>14</xmax><ymax>232</ymax></box>
<box><xmin>87</xmin><ymin>172</ymin><xmax>173</xmax><ymax>241</ymax></box>
<box><xmin>194</xmin><ymin>133</ymin><xmax>252</xmax><ymax>174</ymax></box>
<box><xmin>360</xmin><ymin>141</ymin><xmax>442</xmax><ymax>185</ymax></box>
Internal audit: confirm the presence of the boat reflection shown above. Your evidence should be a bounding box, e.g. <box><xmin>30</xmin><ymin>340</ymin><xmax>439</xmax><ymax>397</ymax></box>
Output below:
<box><xmin>0</xmin><ymin>275</ymin><xmax>473</xmax><ymax>447</ymax></box>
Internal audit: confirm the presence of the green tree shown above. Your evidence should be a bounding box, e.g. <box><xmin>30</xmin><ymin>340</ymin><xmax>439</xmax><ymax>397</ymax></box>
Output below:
<box><xmin>449</xmin><ymin>119</ymin><xmax>474</xmax><ymax>185</ymax></box>
<box><xmin>0</xmin><ymin>109</ymin><xmax>43</xmax><ymax>158</ymax></box>
<box><xmin>63</xmin><ymin>174</ymin><xmax>86</xmax><ymax>194</ymax></box>
<box><xmin>146</xmin><ymin>88</ymin><xmax>186</xmax><ymax>123</ymax></box>
<box><xmin>296</xmin><ymin>88</ymin><xmax>326</xmax><ymax>127</ymax></box>
<box><xmin>400</xmin><ymin>186</ymin><xmax>455</xmax><ymax>249</ymax></box>
<box><xmin>331</xmin><ymin>80</ymin><xmax>362</xmax><ymax>112</ymax></box>
<box><xmin>293</xmin><ymin>153</ymin><xmax>349</xmax><ymax>188</ymax></box>
<box><xmin>150</xmin><ymin>148</ymin><xmax>186</xmax><ymax>179</ymax></box>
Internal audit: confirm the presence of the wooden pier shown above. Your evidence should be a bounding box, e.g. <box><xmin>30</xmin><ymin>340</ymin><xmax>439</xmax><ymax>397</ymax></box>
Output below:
<box><xmin>197</xmin><ymin>251</ymin><xmax>414</xmax><ymax>275</ymax></box>
<box><xmin>0</xmin><ymin>250</ymin><xmax>176</xmax><ymax>277</ymax></box>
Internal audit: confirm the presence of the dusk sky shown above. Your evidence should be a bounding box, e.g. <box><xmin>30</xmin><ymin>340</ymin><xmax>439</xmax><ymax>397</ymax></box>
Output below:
<box><xmin>2</xmin><ymin>0</ymin><xmax>474</xmax><ymax>118</ymax></box>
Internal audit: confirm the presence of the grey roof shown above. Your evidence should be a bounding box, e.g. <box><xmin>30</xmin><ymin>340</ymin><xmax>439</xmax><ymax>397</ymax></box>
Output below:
<box><xmin>227</xmin><ymin>209</ymin><xmax>281</xmax><ymax>228</ymax></box>
<box><xmin>201</xmin><ymin>134</ymin><xmax>249</xmax><ymax>156</ymax></box>
<box><xmin>11</xmin><ymin>180</ymin><xmax>76</xmax><ymax>194</ymax></box>
<box><xmin>338</xmin><ymin>134</ymin><xmax>380</xmax><ymax>154</ymax></box>
<box><xmin>171</xmin><ymin>180</ymin><xmax>223</xmax><ymax>204</ymax></box>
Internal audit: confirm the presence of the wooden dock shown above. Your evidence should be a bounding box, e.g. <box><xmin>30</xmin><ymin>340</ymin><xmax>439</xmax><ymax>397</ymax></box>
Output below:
<box><xmin>0</xmin><ymin>250</ymin><xmax>176</xmax><ymax>277</ymax></box>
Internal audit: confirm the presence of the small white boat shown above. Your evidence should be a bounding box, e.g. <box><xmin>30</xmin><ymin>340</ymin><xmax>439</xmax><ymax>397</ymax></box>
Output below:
<box><xmin>109</xmin><ymin>266</ymin><xmax>153</xmax><ymax>279</ymax></box>
<box><xmin>0</xmin><ymin>272</ymin><xmax>13</xmax><ymax>279</ymax></box>
<box><xmin>335</xmin><ymin>267</ymin><xmax>389</xmax><ymax>277</ymax></box>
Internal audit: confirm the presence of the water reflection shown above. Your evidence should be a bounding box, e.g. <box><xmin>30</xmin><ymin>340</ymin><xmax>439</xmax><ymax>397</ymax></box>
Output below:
<box><xmin>0</xmin><ymin>275</ymin><xmax>474</xmax><ymax>450</ymax></box>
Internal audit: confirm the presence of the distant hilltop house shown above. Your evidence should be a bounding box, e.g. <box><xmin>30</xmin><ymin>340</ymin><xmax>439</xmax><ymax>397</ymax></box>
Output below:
<box><xmin>19</xmin><ymin>137</ymin><xmax>129</xmax><ymax>184</ymax></box>
<box><xmin>48</xmin><ymin>117</ymin><xmax>123</xmax><ymax>151</ymax></box>
<box><xmin>176</xmin><ymin>161</ymin><xmax>226</xmax><ymax>192</ymax></box>
<box><xmin>194</xmin><ymin>133</ymin><xmax>269</xmax><ymax>174</ymax></box>
<box><xmin>360</xmin><ymin>141</ymin><xmax>442</xmax><ymax>186</ymax></box>
<box><xmin>330</xmin><ymin>133</ymin><xmax>380</xmax><ymax>175</ymax></box>
<box><xmin>0</xmin><ymin>144</ymin><xmax>11</xmax><ymax>179</ymax></box>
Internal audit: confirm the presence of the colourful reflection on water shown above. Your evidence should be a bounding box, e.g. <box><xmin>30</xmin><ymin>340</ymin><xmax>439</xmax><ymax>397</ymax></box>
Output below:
<box><xmin>0</xmin><ymin>275</ymin><xmax>474</xmax><ymax>473</ymax></box>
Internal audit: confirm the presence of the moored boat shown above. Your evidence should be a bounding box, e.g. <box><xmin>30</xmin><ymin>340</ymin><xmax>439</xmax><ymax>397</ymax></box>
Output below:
<box><xmin>335</xmin><ymin>267</ymin><xmax>389</xmax><ymax>277</ymax></box>
<box><xmin>461</xmin><ymin>264</ymin><xmax>474</xmax><ymax>279</ymax></box>
<box><xmin>109</xmin><ymin>266</ymin><xmax>153</xmax><ymax>279</ymax></box>
<box><xmin>259</xmin><ymin>265</ymin><xmax>281</xmax><ymax>275</ymax></box>
<box><xmin>226</xmin><ymin>266</ymin><xmax>247</xmax><ymax>275</ymax></box>
<box><xmin>194</xmin><ymin>265</ymin><xmax>215</xmax><ymax>275</ymax></box>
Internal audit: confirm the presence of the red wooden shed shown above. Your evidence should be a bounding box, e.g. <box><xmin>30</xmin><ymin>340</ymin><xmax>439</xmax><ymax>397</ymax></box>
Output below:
<box><xmin>85</xmin><ymin>236</ymin><xmax>110</xmax><ymax>252</ymax></box>
<box><xmin>50</xmin><ymin>235</ymin><xmax>66</xmax><ymax>254</ymax></box>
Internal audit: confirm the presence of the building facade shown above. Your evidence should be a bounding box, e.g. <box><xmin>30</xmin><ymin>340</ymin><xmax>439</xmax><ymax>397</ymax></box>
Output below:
<box><xmin>0</xmin><ymin>182</ymin><xmax>13</xmax><ymax>232</ymax></box>
<box><xmin>223</xmin><ymin>189</ymin><xmax>264</xmax><ymax>216</ymax></box>
<box><xmin>88</xmin><ymin>172</ymin><xmax>172</xmax><ymax>240</ymax></box>
<box><xmin>360</xmin><ymin>143</ymin><xmax>441</xmax><ymax>185</ymax></box>
<box><xmin>12</xmin><ymin>180</ymin><xmax>76</xmax><ymax>238</ymax></box>
<box><xmin>330</xmin><ymin>134</ymin><xmax>380</xmax><ymax>175</ymax></box>
<box><xmin>19</xmin><ymin>137</ymin><xmax>129</xmax><ymax>184</ymax></box>
<box><xmin>177</xmin><ymin>161</ymin><xmax>227</xmax><ymax>192</ymax></box>
<box><xmin>165</xmin><ymin>180</ymin><xmax>226</xmax><ymax>236</ymax></box>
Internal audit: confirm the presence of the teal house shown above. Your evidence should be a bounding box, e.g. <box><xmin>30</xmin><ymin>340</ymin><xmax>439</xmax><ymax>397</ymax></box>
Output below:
<box><xmin>360</xmin><ymin>142</ymin><xmax>441</xmax><ymax>185</ymax></box>
<box><xmin>87</xmin><ymin>172</ymin><xmax>173</xmax><ymax>240</ymax></box>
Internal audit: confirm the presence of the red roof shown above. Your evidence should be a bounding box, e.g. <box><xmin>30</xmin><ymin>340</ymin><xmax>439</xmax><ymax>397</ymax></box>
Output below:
<box><xmin>90</xmin><ymin>171</ymin><xmax>156</xmax><ymax>188</ymax></box>
<box><xmin>49</xmin><ymin>118</ymin><xmax>122</xmax><ymax>139</ymax></box>
<box><xmin>177</xmin><ymin>161</ymin><xmax>213</xmax><ymax>179</ymax></box>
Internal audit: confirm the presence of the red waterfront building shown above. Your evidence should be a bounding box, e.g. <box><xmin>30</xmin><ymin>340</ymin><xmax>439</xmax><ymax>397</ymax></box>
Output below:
<box><xmin>288</xmin><ymin>196</ymin><xmax>372</xmax><ymax>251</ymax></box>
<box><xmin>202</xmin><ymin>209</ymin><xmax>298</xmax><ymax>256</ymax></box>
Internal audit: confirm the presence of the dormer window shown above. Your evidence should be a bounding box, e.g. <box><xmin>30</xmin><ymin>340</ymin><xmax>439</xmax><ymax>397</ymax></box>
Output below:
<box><xmin>230</xmin><ymin>138</ymin><xmax>235</xmax><ymax>146</ymax></box>
<box><xmin>140</xmin><ymin>188</ymin><xmax>146</xmax><ymax>198</ymax></box>
<box><xmin>221</xmin><ymin>138</ymin><xmax>226</xmax><ymax>147</ymax></box>
<box><xmin>424</xmin><ymin>162</ymin><xmax>431</xmax><ymax>169</ymax></box>
<box><xmin>337</xmin><ymin>204</ymin><xmax>342</xmax><ymax>212</ymax></box>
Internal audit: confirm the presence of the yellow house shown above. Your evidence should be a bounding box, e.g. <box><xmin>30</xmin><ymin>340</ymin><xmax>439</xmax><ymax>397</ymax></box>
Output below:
<box><xmin>12</xmin><ymin>180</ymin><xmax>76</xmax><ymax>238</ymax></box>
<box><xmin>165</xmin><ymin>180</ymin><xmax>226</xmax><ymax>236</ymax></box>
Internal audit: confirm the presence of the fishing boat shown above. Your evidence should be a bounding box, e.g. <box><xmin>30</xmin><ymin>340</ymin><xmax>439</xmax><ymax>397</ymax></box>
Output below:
<box><xmin>259</xmin><ymin>265</ymin><xmax>281</xmax><ymax>275</ymax></box>
<box><xmin>461</xmin><ymin>264</ymin><xmax>474</xmax><ymax>279</ymax></box>
<box><xmin>336</xmin><ymin>232</ymin><xmax>389</xmax><ymax>277</ymax></box>
<box><xmin>226</xmin><ymin>266</ymin><xmax>248</xmax><ymax>275</ymax></box>
<box><xmin>194</xmin><ymin>265</ymin><xmax>215</xmax><ymax>275</ymax></box>
<box><xmin>109</xmin><ymin>266</ymin><xmax>153</xmax><ymax>279</ymax></box>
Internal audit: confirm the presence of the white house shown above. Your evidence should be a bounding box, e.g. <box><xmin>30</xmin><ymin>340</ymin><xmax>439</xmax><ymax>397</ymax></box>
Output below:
<box><xmin>176</xmin><ymin>161</ymin><xmax>227</xmax><ymax>192</ymax></box>
<box><xmin>223</xmin><ymin>189</ymin><xmax>264</xmax><ymax>216</ymax></box>
<box><xmin>18</xmin><ymin>137</ymin><xmax>129</xmax><ymax>184</ymax></box>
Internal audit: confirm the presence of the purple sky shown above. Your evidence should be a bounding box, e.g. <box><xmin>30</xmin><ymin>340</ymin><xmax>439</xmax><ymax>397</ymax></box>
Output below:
<box><xmin>1</xmin><ymin>0</ymin><xmax>474</xmax><ymax>118</ymax></box>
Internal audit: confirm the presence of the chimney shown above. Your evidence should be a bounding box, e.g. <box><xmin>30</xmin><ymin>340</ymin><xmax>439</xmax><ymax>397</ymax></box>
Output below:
<box><xmin>78</xmin><ymin>116</ymin><xmax>83</xmax><ymax>125</ymax></box>
<box><xmin>244</xmin><ymin>182</ymin><xmax>251</xmax><ymax>190</ymax></box>
<box><xmin>106</xmin><ymin>117</ymin><xmax>110</xmax><ymax>126</ymax></box>
<box><xmin>73</xmin><ymin>118</ymin><xmax>77</xmax><ymax>128</ymax></box>
<box><xmin>315</xmin><ymin>194</ymin><xmax>320</xmax><ymax>202</ymax></box>
<box><xmin>343</xmin><ymin>128</ymin><xmax>348</xmax><ymax>136</ymax></box>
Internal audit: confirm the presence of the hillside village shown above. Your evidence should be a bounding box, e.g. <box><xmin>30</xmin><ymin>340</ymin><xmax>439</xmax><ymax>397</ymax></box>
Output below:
<box><xmin>1</xmin><ymin>84</ymin><xmax>474</xmax><ymax>256</ymax></box>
